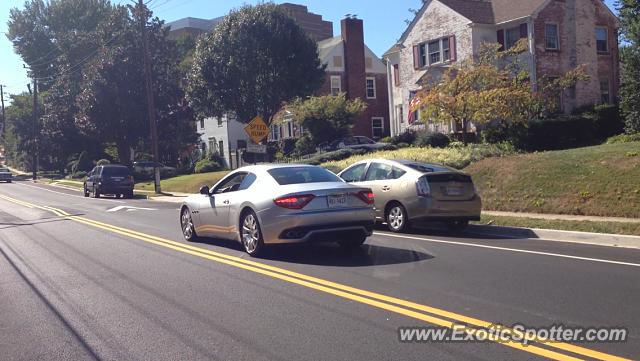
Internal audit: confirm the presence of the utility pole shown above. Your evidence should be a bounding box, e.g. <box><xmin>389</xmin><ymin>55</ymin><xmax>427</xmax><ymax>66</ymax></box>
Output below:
<box><xmin>0</xmin><ymin>84</ymin><xmax>5</xmax><ymax>137</ymax></box>
<box><xmin>31</xmin><ymin>79</ymin><xmax>38</xmax><ymax>181</ymax></box>
<box><xmin>137</xmin><ymin>0</ymin><xmax>161</xmax><ymax>193</ymax></box>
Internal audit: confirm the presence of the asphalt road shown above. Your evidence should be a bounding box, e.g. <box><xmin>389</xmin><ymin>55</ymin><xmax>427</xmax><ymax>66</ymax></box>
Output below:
<box><xmin>1</xmin><ymin>179</ymin><xmax>639</xmax><ymax>361</ymax></box>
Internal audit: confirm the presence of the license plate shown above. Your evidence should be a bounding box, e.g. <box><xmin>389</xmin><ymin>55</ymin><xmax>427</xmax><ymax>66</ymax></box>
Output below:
<box><xmin>446</xmin><ymin>187</ymin><xmax>463</xmax><ymax>196</ymax></box>
<box><xmin>327</xmin><ymin>193</ymin><xmax>348</xmax><ymax>208</ymax></box>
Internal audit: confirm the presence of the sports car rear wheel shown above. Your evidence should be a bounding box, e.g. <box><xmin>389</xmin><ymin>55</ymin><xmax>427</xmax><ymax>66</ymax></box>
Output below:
<box><xmin>241</xmin><ymin>211</ymin><xmax>264</xmax><ymax>257</ymax></box>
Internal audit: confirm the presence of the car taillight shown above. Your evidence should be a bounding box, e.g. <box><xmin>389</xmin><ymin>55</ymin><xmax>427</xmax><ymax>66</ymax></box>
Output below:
<box><xmin>416</xmin><ymin>177</ymin><xmax>431</xmax><ymax>197</ymax></box>
<box><xmin>274</xmin><ymin>194</ymin><xmax>315</xmax><ymax>209</ymax></box>
<box><xmin>355</xmin><ymin>190</ymin><xmax>375</xmax><ymax>205</ymax></box>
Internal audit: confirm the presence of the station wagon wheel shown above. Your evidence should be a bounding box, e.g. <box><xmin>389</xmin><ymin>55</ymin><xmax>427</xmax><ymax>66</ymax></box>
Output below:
<box><xmin>386</xmin><ymin>202</ymin><xmax>409</xmax><ymax>233</ymax></box>
<box><xmin>241</xmin><ymin>211</ymin><xmax>264</xmax><ymax>257</ymax></box>
<box><xmin>180</xmin><ymin>207</ymin><xmax>199</xmax><ymax>242</ymax></box>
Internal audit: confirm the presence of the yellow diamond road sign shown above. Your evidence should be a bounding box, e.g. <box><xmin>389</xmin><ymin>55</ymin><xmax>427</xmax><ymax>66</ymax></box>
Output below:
<box><xmin>244</xmin><ymin>116</ymin><xmax>269</xmax><ymax>144</ymax></box>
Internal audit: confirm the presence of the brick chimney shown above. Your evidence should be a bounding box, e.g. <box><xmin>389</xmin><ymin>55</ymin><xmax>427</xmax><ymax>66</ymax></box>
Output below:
<box><xmin>341</xmin><ymin>17</ymin><xmax>365</xmax><ymax>100</ymax></box>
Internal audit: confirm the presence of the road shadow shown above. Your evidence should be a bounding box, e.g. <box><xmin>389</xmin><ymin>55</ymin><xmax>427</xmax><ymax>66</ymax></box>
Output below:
<box><xmin>262</xmin><ymin>242</ymin><xmax>433</xmax><ymax>267</ymax></box>
<box><xmin>374</xmin><ymin>223</ymin><xmax>538</xmax><ymax>240</ymax></box>
<box><xmin>190</xmin><ymin>236</ymin><xmax>433</xmax><ymax>267</ymax></box>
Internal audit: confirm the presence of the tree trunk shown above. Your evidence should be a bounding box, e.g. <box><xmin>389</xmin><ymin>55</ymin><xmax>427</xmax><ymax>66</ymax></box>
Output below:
<box><xmin>116</xmin><ymin>139</ymin><xmax>132</xmax><ymax>166</ymax></box>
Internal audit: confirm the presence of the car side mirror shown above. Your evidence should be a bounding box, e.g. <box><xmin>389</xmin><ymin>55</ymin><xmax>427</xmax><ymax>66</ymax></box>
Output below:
<box><xmin>199</xmin><ymin>185</ymin><xmax>210</xmax><ymax>195</ymax></box>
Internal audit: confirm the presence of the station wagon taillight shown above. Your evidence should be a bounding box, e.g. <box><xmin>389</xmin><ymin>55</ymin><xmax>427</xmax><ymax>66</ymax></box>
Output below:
<box><xmin>416</xmin><ymin>177</ymin><xmax>431</xmax><ymax>197</ymax></box>
<box><xmin>274</xmin><ymin>194</ymin><xmax>315</xmax><ymax>209</ymax></box>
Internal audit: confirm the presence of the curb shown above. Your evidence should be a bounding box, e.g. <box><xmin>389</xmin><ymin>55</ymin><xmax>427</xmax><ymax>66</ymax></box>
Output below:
<box><xmin>467</xmin><ymin>224</ymin><xmax>640</xmax><ymax>249</ymax></box>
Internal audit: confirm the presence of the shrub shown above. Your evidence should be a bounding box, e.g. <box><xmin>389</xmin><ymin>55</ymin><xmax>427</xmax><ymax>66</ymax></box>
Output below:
<box><xmin>96</xmin><ymin>159</ymin><xmax>111</xmax><ymax>166</ymax></box>
<box><xmin>480</xmin><ymin>121</ymin><xmax>528</xmax><ymax>149</ymax></box>
<box><xmin>320</xmin><ymin>143</ymin><xmax>516</xmax><ymax>173</ymax></box>
<box><xmin>387</xmin><ymin>130</ymin><xmax>417</xmax><ymax>145</ymax></box>
<box><xmin>415</xmin><ymin>131</ymin><xmax>451</xmax><ymax>148</ymax></box>
<box><xmin>305</xmin><ymin>148</ymin><xmax>368</xmax><ymax>165</ymax></box>
<box><xmin>71</xmin><ymin>171</ymin><xmax>87</xmax><ymax>179</ymax></box>
<box><xmin>194</xmin><ymin>159</ymin><xmax>222</xmax><ymax>173</ymax></box>
<box><xmin>606</xmin><ymin>133</ymin><xmax>640</xmax><ymax>144</ymax></box>
<box><xmin>293</xmin><ymin>135</ymin><xmax>317</xmax><ymax>156</ymax></box>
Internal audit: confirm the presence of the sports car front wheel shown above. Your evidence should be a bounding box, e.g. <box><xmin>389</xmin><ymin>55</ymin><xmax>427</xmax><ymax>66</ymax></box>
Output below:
<box><xmin>180</xmin><ymin>207</ymin><xmax>199</xmax><ymax>242</ymax></box>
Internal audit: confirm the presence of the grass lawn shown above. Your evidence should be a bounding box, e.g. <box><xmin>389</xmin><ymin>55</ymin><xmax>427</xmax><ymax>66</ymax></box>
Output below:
<box><xmin>474</xmin><ymin>215</ymin><xmax>640</xmax><ymax>236</ymax></box>
<box><xmin>135</xmin><ymin>171</ymin><xmax>228</xmax><ymax>194</ymax></box>
<box><xmin>465</xmin><ymin>141</ymin><xmax>640</xmax><ymax>218</ymax></box>
<box><xmin>53</xmin><ymin>180</ymin><xmax>83</xmax><ymax>189</ymax></box>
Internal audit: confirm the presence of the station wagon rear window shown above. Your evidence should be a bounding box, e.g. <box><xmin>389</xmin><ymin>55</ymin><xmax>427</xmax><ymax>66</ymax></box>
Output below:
<box><xmin>102</xmin><ymin>167</ymin><xmax>131</xmax><ymax>176</ymax></box>
<box><xmin>268</xmin><ymin>167</ymin><xmax>340</xmax><ymax>185</ymax></box>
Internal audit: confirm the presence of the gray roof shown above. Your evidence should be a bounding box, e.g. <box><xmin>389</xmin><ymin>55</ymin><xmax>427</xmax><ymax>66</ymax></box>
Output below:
<box><xmin>165</xmin><ymin>16</ymin><xmax>224</xmax><ymax>32</ymax></box>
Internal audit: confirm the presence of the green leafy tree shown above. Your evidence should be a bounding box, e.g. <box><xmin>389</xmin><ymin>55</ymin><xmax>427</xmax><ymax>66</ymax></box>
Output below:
<box><xmin>618</xmin><ymin>0</ymin><xmax>640</xmax><ymax>133</ymax></box>
<box><xmin>414</xmin><ymin>40</ymin><xmax>588</xmax><ymax>142</ymax></box>
<box><xmin>187</xmin><ymin>3</ymin><xmax>326</xmax><ymax>125</ymax></box>
<box><xmin>286</xmin><ymin>93</ymin><xmax>367</xmax><ymax>147</ymax></box>
<box><xmin>1</xmin><ymin>93</ymin><xmax>36</xmax><ymax>169</ymax></box>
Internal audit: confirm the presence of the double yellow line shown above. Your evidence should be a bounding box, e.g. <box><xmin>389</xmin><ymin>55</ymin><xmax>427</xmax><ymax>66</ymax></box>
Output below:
<box><xmin>0</xmin><ymin>192</ymin><xmax>632</xmax><ymax>361</ymax></box>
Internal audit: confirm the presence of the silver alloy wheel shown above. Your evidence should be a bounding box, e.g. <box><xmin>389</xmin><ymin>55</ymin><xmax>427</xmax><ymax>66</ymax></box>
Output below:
<box><xmin>242</xmin><ymin>213</ymin><xmax>259</xmax><ymax>254</ymax></box>
<box><xmin>388</xmin><ymin>206</ymin><xmax>404</xmax><ymax>231</ymax></box>
<box><xmin>181</xmin><ymin>209</ymin><xmax>194</xmax><ymax>240</ymax></box>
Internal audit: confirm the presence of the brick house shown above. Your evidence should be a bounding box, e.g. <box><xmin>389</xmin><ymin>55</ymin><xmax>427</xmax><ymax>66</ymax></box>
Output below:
<box><xmin>383</xmin><ymin>0</ymin><xmax>620</xmax><ymax>136</ymax></box>
<box><xmin>269</xmin><ymin>17</ymin><xmax>390</xmax><ymax>142</ymax></box>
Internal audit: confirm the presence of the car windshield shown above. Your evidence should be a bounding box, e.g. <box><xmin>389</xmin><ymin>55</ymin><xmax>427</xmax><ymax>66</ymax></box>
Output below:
<box><xmin>268</xmin><ymin>167</ymin><xmax>341</xmax><ymax>185</ymax></box>
<box><xmin>102</xmin><ymin>167</ymin><xmax>131</xmax><ymax>176</ymax></box>
<box><xmin>404</xmin><ymin>162</ymin><xmax>453</xmax><ymax>173</ymax></box>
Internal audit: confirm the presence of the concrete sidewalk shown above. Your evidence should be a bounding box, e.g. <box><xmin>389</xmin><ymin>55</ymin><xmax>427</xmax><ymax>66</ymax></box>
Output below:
<box><xmin>483</xmin><ymin>210</ymin><xmax>640</xmax><ymax>224</ymax></box>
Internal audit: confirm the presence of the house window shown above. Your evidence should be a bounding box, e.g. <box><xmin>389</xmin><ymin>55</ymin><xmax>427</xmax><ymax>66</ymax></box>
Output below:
<box><xmin>372</xmin><ymin>117</ymin><xmax>384</xmax><ymax>139</ymax></box>
<box><xmin>393</xmin><ymin>64</ymin><xmax>400</xmax><ymax>86</ymax></box>
<box><xmin>208</xmin><ymin>138</ymin><xmax>217</xmax><ymax>155</ymax></box>
<box><xmin>270</xmin><ymin>124</ymin><xmax>280</xmax><ymax>141</ymax></box>
<box><xmin>415</xmin><ymin>36</ymin><xmax>454</xmax><ymax>68</ymax></box>
<box><xmin>330</xmin><ymin>75</ymin><xmax>341</xmax><ymax>96</ymax></box>
<box><xmin>219</xmin><ymin>140</ymin><xmax>224</xmax><ymax>157</ymax></box>
<box><xmin>596</xmin><ymin>27</ymin><xmax>608</xmax><ymax>53</ymax></box>
<box><xmin>397</xmin><ymin>105</ymin><xmax>404</xmax><ymax>124</ymax></box>
<box><xmin>505</xmin><ymin>26</ymin><xmax>521</xmax><ymax>49</ymax></box>
<box><xmin>600</xmin><ymin>78</ymin><xmax>610</xmax><ymax>104</ymax></box>
<box><xmin>428</xmin><ymin>40</ymin><xmax>441</xmax><ymax>64</ymax></box>
<box><xmin>199</xmin><ymin>119</ymin><xmax>204</xmax><ymax>129</ymax></box>
<box><xmin>333</xmin><ymin>56</ymin><xmax>343</xmax><ymax>67</ymax></box>
<box><xmin>286</xmin><ymin>121</ymin><xmax>293</xmax><ymax>138</ymax></box>
<box><xmin>545</xmin><ymin>24</ymin><xmax>559</xmax><ymax>50</ymax></box>
<box><xmin>442</xmin><ymin>39</ymin><xmax>450</xmax><ymax>60</ymax></box>
<box><xmin>366</xmin><ymin>77</ymin><xmax>376</xmax><ymax>99</ymax></box>
<box><xmin>217</xmin><ymin>116</ymin><xmax>223</xmax><ymax>127</ymax></box>
<box><xmin>418</xmin><ymin>43</ymin><xmax>427</xmax><ymax>67</ymax></box>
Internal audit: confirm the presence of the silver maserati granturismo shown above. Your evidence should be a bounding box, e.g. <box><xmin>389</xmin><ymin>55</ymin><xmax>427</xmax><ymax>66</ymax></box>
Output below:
<box><xmin>180</xmin><ymin>164</ymin><xmax>376</xmax><ymax>256</ymax></box>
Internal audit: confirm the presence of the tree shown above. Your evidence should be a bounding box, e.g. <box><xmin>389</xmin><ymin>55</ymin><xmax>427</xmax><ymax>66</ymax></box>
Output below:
<box><xmin>1</xmin><ymin>93</ymin><xmax>36</xmax><ymax>169</ymax></box>
<box><xmin>618</xmin><ymin>0</ymin><xmax>640</xmax><ymax>134</ymax></box>
<box><xmin>186</xmin><ymin>3</ymin><xmax>326</xmax><ymax>125</ymax></box>
<box><xmin>413</xmin><ymin>40</ymin><xmax>588</xmax><ymax>141</ymax></box>
<box><xmin>286</xmin><ymin>93</ymin><xmax>367</xmax><ymax>147</ymax></box>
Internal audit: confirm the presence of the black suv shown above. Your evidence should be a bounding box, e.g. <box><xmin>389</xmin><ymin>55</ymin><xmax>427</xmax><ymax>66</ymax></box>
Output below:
<box><xmin>84</xmin><ymin>165</ymin><xmax>134</xmax><ymax>199</ymax></box>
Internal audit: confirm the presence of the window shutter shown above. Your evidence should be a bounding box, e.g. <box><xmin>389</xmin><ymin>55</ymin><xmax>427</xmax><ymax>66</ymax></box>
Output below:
<box><xmin>413</xmin><ymin>45</ymin><xmax>420</xmax><ymax>69</ymax></box>
<box><xmin>449</xmin><ymin>35</ymin><xmax>457</xmax><ymax>61</ymax></box>
<box><xmin>520</xmin><ymin>23</ymin><xmax>528</xmax><ymax>38</ymax></box>
<box><xmin>497</xmin><ymin>29</ymin><xmax>505</xmax><ymax>51</ymax></box>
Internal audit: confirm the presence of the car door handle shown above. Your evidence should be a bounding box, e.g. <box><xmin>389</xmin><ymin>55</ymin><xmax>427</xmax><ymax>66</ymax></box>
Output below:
<box><xmin>223</xmin><ymin>199</ymin><xmax>230</xmax><ymax>204</ymax></box>
<box><xmin>381</xmin><ymin>186</ymin><xmax>391</xmax><ymax>191</ymax></box>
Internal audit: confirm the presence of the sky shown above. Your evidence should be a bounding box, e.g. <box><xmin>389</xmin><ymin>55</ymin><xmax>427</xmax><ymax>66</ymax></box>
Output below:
<box><xmin>0</xmin><ymin>0</ymin><xmax>619</xmax><ymax>101</ymax></box>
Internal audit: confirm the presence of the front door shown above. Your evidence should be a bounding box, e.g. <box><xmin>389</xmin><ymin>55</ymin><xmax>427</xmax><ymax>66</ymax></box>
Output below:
<box><xmin>198</xmin><ymin>172</ymin><xmax>247</xmax><ymax>239</ymax></box>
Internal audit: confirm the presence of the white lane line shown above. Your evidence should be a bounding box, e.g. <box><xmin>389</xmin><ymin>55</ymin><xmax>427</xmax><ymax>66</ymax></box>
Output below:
<box><xmin>373</xmin><ymin>232</ymin><xmax>640</xmax><ymax>268</ymax></box>
<box><xmin>15</xmin><ymin>182</ymin><xmax>126</xmax><ymax>203</ymax></box>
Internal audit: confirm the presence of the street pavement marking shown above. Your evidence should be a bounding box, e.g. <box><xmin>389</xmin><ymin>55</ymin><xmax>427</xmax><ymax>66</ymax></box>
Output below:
<box><xmin>0</xmin><ymin>193</ymin><xmax>633</xmax><ymax>361</ymax></box>
<box><xmin>373</xmin><ymin>232</ymin><xmax>640</xmax><ymax>268</ymax></box>
<box><xmin>15</xmin><ymin>182</ymin><xmax>126</xmax><ymax>203</ymax></box>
